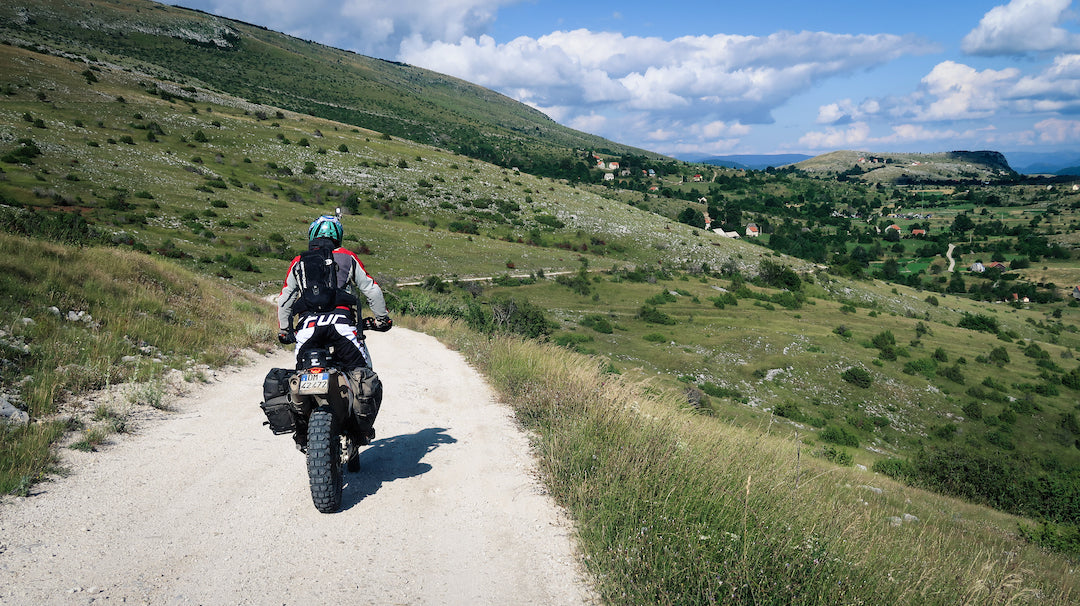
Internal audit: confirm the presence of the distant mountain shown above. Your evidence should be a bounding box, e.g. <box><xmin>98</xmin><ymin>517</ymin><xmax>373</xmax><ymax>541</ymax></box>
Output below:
<box><xmin>680</xmin><ymin>154</ymin><xmax>812</xmax><ymax>170</ymax></box>
<box><xmin>794</xmin><ymin>150</ymin><xmax>1017</xmax><ymax>184</ymax></box>
<box><xmin>1002</xmin><ymin>151</ymin><xmax>1080</xmax><ymax>175</ymax></box>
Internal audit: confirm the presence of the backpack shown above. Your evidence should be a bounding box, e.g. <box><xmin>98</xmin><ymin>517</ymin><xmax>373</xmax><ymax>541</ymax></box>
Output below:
<box><xmin>294</xmin><ymin>241</ymin><xmax>339</xmax><ymax>313</ymax></box>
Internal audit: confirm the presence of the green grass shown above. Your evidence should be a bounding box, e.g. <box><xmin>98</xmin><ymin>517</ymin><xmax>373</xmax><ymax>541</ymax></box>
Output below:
<box><xmin>406</xmin><ymin>315</ymin><xmax>1078</xmax><ymax>605</ymax></box>
<box><xmin>0</xmin><ymin>233</ymin><xmax>275</xmax><ymax>491</ymax></box>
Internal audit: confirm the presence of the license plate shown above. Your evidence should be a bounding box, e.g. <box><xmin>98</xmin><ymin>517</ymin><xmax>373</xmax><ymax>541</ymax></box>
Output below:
<box><xmin>298</xmin><ymin>372</ymin><xmax>330</xmax><ymax>395</ymax></box>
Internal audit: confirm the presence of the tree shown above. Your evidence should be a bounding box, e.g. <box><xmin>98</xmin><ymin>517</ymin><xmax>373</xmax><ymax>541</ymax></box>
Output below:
<box><xmin>951</xmin><ymin>213</ymin><xmax>975</xmax><ymax>234</ymax></box>
<box><xmin>677</xmin><ymin>206</ymin><xmax>706</xmax><ymax>229</ymax></box>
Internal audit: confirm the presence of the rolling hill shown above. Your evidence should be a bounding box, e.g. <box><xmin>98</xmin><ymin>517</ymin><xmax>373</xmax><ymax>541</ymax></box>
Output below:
<box><xmin>3</xmin><ymin>1</ymin><xmax>1080</xmax><ymax>602</ymax></box>
<box><xmin>0</xmin><ymin>0</ymin><xmax>662</xmax><ymax>175</ymax></box>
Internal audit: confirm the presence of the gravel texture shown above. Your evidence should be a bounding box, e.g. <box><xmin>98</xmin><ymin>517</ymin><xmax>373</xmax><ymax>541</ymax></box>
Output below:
<box><xmin>0</xmin><ymin>327</ymin><xmax>597</xmax><ymax>605</ymax></box>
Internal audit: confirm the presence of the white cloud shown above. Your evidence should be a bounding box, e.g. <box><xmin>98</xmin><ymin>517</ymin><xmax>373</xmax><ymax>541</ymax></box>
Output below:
<box><xmin>962</xmin><ymin>0</ymin><xmax>1080</xmax><ymax>56</ymax></box>
<box><xmin>1033</xmin><ymin>117</ymin><xmax>1080</xmax><ymax>142</ymax></box>
<box><xmin>1008</xmin><ymin>54</ymin><xmax>1080</xmax><ymax>112</ymax></box>
<box><xmin>188</xmin><ymin>0</ymin><xmax>517</xmax><ymax>58</ymax></box>
<box><xmin>400</xmin><ymin>28</ymin><xmax>931</xmax><ymax>148</ymax></box>
<box><xmin>798</xmin><ymin>122</ymin><xmax>872</xmax><ymax>149</ymax></box>
<box><xmin>915</xmin><ymin>61</ymin><xmax>1019</xmax><ymax>121</ymax></box>
<box><xmin>816</xmin><ymin>99</ymin><xmax>882</xmax><ymax>124</ymax></box>
<box><xmin>702</xmin><ymin>121</ymin><xmax>751</xmax><ymax>138</ymax></box>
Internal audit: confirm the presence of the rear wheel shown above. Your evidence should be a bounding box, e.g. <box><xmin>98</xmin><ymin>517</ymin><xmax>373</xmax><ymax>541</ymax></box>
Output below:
<box><xmin>306</xmin><ymin>408</ymin><xmax>342</xmax><ymax>513</ymax></box>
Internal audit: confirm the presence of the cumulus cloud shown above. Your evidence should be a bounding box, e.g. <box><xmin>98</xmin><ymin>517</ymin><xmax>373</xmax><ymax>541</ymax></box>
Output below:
<box><xmin>186</xmin><ymin>0</ymin><xmax>516</xmax><ymax>58</ymax></box>
<box><xmin>798</xmin><ymin>120</ymin><xmax>995</xmax><ymax>150</ymax></box>
<box><xmin>962</xmin><ymin>0</ymin><xmax>1080</xmax><ymax>56</ymax></box>
<box><xmin>816</xmin><ymin>99</ymin><xmax>882</xmax><ymax>124</ymax></box>
<box><xmin>400</xmin><ymin>28</ymin><xmax>930</xmax><ymax>151</ymax></box>
<box><xmin>1033</xmin><ymin>117</ymin><xmax>1080</xmax><ymax>142</ymax></box>
<box><xmin>915</xmin><ymin>61</ymin><xmax>1020</xmax><ymax>120</ymax></box>
<box><xmin>798</xmin><ymin>122</ymin><xmax>872</xmax><ymax>149</ymax></box>
<box><xmin>1008</xmin><ymin>54</ymin><xmax>1080</xmax><ymax>112</ymax></box>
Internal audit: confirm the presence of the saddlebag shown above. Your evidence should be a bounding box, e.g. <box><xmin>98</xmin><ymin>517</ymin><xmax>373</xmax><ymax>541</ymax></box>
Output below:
<box><xmin>349</xmin><ymin>367</ymin><xmax>383</xmax><ymax>422</ymax></box>
<box><xmin>261</xmin><ymin>368</ymin><xmax>296</xmax><ymax>434</ymax></box>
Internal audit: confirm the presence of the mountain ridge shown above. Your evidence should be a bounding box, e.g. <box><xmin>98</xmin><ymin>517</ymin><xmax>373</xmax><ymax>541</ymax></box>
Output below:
<box><xmin>1</xmin><ymin>0</ymin><xmax>664</xmax><ymax>175</ymax></box>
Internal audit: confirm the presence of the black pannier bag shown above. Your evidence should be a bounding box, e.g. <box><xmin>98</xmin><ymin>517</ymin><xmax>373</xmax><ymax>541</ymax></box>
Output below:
<box><xmin>260</xmin><ymin>367</ymin><xmax>296</xmax><ymax>434</ymax></box>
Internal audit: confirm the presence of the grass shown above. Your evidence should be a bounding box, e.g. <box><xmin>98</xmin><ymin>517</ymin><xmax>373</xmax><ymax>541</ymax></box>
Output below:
<box><xmin>405</xmin><ymin>314</ymin><xmax>1078</xmax><ymax>605</ymax></box>
<box><xmin>0</xmin><ymin>233</ymin><xmax>275</xmax><ymax>492</ymax></box>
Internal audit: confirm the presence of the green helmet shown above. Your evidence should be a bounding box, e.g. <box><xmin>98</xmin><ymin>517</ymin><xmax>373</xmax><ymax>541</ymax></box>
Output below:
<box><xmin>308</xmin><ymin>215</ymin><xmax>343</xmax><ymax>245</ymax></box>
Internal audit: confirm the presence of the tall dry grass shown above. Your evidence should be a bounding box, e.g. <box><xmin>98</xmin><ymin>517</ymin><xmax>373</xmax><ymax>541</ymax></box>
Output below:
<box><xmin>0</xmin><ymin>233</ymin><xmax>275</xmax><ymax>494</ymax></box>
<box><xmin>404</xmin><ymin>315</ymin><xmax>1078</xmax><ymax>605</ymax></box>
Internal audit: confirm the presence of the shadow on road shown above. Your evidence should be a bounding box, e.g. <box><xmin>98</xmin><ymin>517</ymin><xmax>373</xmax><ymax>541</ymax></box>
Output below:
<box><xmin>340</xmin><ymin>427</ymin><xmax>456</xmax><ymax>508</ymax></box>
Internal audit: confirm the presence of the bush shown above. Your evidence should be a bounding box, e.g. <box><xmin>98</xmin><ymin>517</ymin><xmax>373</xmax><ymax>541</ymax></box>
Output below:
<box><xmin>958</xmin><ymin>312</ymin><xmax>999</xmax><ymax>333</ymax></box>
<box><xmin>841</xmin><ymin>367</ymin><xmax>872</xmax><ymax>388</ymax></box>
<box><xmin>903</xmin><ymin>358</ymin><xmax>938</xmax><ymax>378</ymax></box>
<box><xmin>637</xmin><ymin>305</ymin><xmax>676</xmax><ymax>325</ymax></box>
<box><xmin>961</xmin><ymin>401</ymin><xmax>984</xmax><ymax>420</ymax></box>
<box><xmin>938</xmin><ymin>364</ymin><xmax>966</xmax><ymax>385</ymax></box>
<box><xmin>489</xmin><ymin>295</ymin><xmax>556</xmax><ymax>339</ymax></box>
<box><xmin>820</xmin><ymin>444</ymin><xmax>853</xmax><ymax>466</ymax></box>
<box><xmin>643</xmin><ymin>332</ymin><xmax>667</xmax><ymax>343</ymax></box>
<box><xmin>873</xmin><ymin>457</ymin><xmax>915</xmax><ymax>480</ymax></box>
<box><xmin>579</xmin><ymin>314</ymin><xmax>613</xmax><ymax>334</ymax></box>
<box><xmin>820</xmin><ymin>425</ymin><xmax>859</xmax><ymax>447</ymax></box>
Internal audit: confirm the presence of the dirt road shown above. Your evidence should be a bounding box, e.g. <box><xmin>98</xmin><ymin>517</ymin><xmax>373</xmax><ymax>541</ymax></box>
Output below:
<box><xmin>0</xmin><ymin>328</ymin><xmax>596</xmax><ymax>605</ymax></box>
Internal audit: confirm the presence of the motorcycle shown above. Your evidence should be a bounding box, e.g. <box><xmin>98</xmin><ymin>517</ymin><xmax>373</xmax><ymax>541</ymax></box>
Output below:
<box><xmin>261</xmin><ymin>318</ymin><xmax>383</xmax><ymax>513</ymax></box>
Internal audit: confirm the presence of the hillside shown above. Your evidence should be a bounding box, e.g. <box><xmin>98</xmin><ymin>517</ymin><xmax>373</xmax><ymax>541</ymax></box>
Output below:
<box><xmin>0</xmin><ymin>0</ymin><xmax>662</xmax><ymax>176</ymax></box>
<box><xmin>3</xmin><ymin>1</ymin><xmax>1080</xmax><ymax>602</ymax></box>
<box><xmin>795</xmin><ymin>149</ymin><xmax>1018</xmax><ymax>184</ymax></box>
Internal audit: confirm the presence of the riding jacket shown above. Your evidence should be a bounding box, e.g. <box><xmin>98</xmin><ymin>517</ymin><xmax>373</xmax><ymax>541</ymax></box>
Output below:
<box><xmin>277</xmin><ymin>246</ymin><xmax>388</xmax><ymax>332</ymax></box>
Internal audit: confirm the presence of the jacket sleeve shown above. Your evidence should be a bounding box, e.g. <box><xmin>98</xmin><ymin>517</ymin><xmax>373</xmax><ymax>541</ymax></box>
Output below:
<box><xmin>337</xmin><ymin>249</ymin><xmax>388</xmax><ymax>318</ymax></box>
<box><xmin>277</xmin><ymin>256</ymin><xmax>301</xmax><ymax>330</ymax></box>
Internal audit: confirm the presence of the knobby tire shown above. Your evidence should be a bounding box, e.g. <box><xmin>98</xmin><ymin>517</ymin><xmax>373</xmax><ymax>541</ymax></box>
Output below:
<box><xmin>306</xmin><ymin>408</ymin><xmax>342</xmax><ymax>513</ymax></box>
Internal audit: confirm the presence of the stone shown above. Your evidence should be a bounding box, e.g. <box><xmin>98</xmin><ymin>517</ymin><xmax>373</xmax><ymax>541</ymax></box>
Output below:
<box><xmin>0</xmin><ymin>396</ymin><xmax>29</xmax><ymax>426</ymax></box>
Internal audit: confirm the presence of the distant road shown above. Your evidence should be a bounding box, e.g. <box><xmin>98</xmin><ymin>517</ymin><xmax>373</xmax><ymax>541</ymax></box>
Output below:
<box><xmin>946</xmin><ymin>243</ymin><xmax>957</xmax><ymax>272</ymax></box>
<box><xmin>397</xmin><ymin>269</ymin><xmax>596</xmax><ymax>287</ymax></box>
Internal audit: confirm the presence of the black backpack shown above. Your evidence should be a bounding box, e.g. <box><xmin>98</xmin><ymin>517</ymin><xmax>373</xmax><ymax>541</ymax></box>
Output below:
<box><xmin>294</xmin><ymin>240</ymin><xmax>340</xmax><ymax>313</ymax></box>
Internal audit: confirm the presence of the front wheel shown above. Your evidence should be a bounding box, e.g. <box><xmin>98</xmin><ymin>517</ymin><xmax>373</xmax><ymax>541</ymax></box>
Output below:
<box><xmin>306</xmin><ymin>408</ymin><xmax>342</xmax><ymax>513</ymax></box>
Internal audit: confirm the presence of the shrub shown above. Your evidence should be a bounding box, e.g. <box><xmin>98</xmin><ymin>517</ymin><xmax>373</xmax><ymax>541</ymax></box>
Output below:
<box><xmin>903</xmin><ymin>358</ymin><xmax>938</xmax><ymax>379</ymax></box>
<box><xmin>819</xmin><ymin>444</ymin><xmax>853</xmax><ymax>466</ymax></box>
<box><xmin>579</xmin><ymin>314</ymin><xmax>613</xmax><ymax>334</ymax></box>
<box><xmin>489</xmin><ymin>295</ymin><xmax>556</xmax><ymax>339</ymax></box>
<box><xmin>958</xmin><ymin>312</ymin><xmax>999</xmax><ymax>333</ymax></box>
<box><xmin>820</xmin><ymin>425</ymin><xmax>859</xmax><ymax>447</ymax></box>
<box><xmin>643</xmin><ymin>332</ymin><xmax>667</xmax><ymax>343</ymax></box>
<box><xmin>988</xmin><ymin>346</ymin><xmax>1011</xmax><ymax>366</ymax></box>
<box><xmin>962</xmin><ymin>401</ymin><xmax>983</xmax><ymax>420</ymax></box>
<box><xmin>700</xmin><ymin>382</ymin><xmax>743</xmax><ymax>400</ymax></box>
<box><xmin>841</xmin><ymin>367</ymin><xmax>872</xmax><ymax>388</ymax></box>
<box><xmin>758</xmin><ymin>259</ymin><xmax>801</xmax><ymax>290</ymax></box>
<box><xmin>873</xmin><ymin>457</ymin><xmax>915</xmax><ymax>480</ymax></box>
<box><xmin>938</xmin><ymin>364</ymin><xmax>966</xmax><ymax>384</ymax></box>
<box><xmin>872</xmin><ymin>330</ymin><xmax>898</xmax><ymax>349</ymax></box>
<box><xmin>637</xmin><ymin>305</ymin><xmax>676</xmax><ymax>325</ymax></box>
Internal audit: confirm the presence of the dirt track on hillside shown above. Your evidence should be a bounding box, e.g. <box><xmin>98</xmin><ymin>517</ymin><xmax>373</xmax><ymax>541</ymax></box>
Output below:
<box><xmin>0</xmin><ymin>328</ymin><xmax>596</xmax><ymax>605</ymax></box>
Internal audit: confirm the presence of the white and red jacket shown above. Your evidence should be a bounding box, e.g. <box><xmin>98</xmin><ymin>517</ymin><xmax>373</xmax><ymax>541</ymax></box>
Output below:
<box><xmin>277</xmin><ymin>247</ymin><xmax>387</xmax><ymax>331</ymax></box>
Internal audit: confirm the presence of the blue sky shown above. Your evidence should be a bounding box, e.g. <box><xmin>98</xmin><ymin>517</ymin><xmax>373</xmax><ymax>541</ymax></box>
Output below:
<box><xmin>169</xmin><ymin>0</ymin><xmax>1080</xmax><ymax>158</ymax></box>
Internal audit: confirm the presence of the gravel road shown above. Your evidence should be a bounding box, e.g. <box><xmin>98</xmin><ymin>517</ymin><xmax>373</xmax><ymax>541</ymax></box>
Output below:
<box><xmin>0</xmin><ymin>327</ymin><xmax>596</xmax><ymax>605</ymax></box>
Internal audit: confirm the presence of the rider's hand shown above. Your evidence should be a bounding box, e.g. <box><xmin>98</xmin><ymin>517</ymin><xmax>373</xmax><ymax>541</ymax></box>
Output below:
<box><xmin>278</xmin><ymin>329</ymin><xmax>296</xmax><ymax>344</ymax></box>
<box><xmin>373</xmin><ymin>316</ymin><xmax>392</xmax><ymax>332</ymax></box>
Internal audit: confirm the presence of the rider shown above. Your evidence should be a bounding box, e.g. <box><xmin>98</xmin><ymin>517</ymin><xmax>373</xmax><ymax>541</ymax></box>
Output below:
<box><xmin>277</xmin><ymin>213</ymin><xmax>391</xmax><ymax>446</ymax></box>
